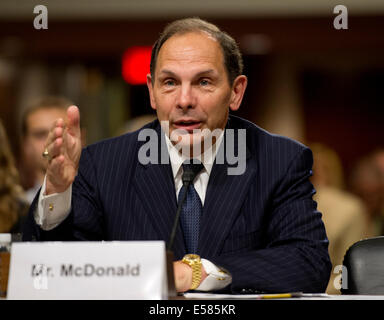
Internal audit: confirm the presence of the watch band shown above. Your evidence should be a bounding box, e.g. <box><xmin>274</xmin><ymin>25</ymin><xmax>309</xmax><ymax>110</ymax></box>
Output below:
<box><xmin>182</xmin><ymin>254</ymin><xmax>202</xmax><ymax>290</ymax></box>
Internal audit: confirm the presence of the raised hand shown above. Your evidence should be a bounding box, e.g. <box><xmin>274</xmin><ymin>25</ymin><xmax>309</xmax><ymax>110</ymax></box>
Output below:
<box><xmin>44</xmin><ymin>105</ymin><xmax>82</xmax><ymax>195</ymax></box>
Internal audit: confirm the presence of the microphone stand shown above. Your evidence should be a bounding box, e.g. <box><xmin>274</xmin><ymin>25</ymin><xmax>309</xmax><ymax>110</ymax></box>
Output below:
<box><xmin>166</xmin><ymin>162</ymin><xmax>202</xmax><ymax>298</ymax></box>
<box><xmin>166</xmin><ymin>180</ymin><xmax>191</xmax><ymax>298</ymax></box>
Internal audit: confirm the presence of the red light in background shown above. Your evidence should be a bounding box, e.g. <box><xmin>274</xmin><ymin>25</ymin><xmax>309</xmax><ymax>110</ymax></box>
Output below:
<box><xmin>122</xmin><ymin>46</ymin><xmax>152</xmax><ymax>85</ymax></box>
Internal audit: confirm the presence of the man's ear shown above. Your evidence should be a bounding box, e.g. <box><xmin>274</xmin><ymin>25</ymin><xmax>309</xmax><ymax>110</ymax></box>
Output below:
<box><xmin>147</xmin><ymin>74</ymin><xmax>157</xmax><ymax>111</ymax></box>
<box><xmin>229</xmin><ymin>75</ymin><xmax>247</xmax><ymax>112</ymax></box>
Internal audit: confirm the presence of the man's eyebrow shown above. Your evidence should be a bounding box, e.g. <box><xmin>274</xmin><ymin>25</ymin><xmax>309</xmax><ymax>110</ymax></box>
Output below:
<box><xmin>158</xmin><ymin>69</ymin><xmax>217</xmax><ymax>77</ymax></box>
<box><xmin>195</xmin><ymin>69</ymin><xmax>217</xmax><ymax>77</ymax></box>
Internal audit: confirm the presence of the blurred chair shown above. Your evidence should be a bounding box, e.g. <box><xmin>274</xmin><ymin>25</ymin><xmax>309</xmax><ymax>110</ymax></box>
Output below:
<box><xmin>342</xmin><ymin>237</ymin><xmax>384</xmax><ymax>295</ymax></box>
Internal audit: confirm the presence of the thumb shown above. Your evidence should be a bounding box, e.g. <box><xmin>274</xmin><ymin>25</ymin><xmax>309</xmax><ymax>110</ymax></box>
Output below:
<box><xmin>66</xmin><ymin>105</ymin><xmax>81</xmax><ymax>138</ymax></box>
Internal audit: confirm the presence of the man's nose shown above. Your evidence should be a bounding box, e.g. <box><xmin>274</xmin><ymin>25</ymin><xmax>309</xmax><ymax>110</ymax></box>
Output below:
<box><xmin>176</xmin><ymin>84</ymin><xmax>195</xmax><ymax>110</ymax></box>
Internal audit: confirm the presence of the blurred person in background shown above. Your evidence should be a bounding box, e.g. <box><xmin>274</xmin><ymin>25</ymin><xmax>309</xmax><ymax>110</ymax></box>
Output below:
<box><xmin>349</xmin><ymin>149</ymin><xmax>384</xmax><ymax>237</ymax></box>
<box><xmin>20</xmin><ymin>96</ymin><xmax>73</xmax><ymax>203</ymax></box>
<box><xmin>310</xmin><ymin>143</ymin><xmax>368</xmax><ymax>294</ymax></box>
<box><xmin>116</xmin><ymin>114</ymin><xmax>157</xmax><ymax>136</ymax></box>
<box><xmin>0</xmin><ymin>119</ymin><xmax>28</xmax><ymax>233</ymax></box>
<box><xmin>374</xmin><ymin>149</ymin><xmax>384</xmax><ymax>175</ymax></box>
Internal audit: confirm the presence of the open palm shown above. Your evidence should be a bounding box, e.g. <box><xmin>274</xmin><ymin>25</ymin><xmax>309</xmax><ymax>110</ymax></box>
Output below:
<box><xmin>45</xmin><ymin>106</ymin><xmax>82</xmax><ymax>194</ymax></box>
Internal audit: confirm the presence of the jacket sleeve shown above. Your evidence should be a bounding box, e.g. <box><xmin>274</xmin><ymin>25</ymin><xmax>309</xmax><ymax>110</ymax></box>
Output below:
<box><xmin>22</xmin><ymin>147</ymin><xmax>104</xmax><ymax>242</ymax></box>
<box><xmin>208</xmin><ymin>147</ymin><xmax>332</xmax><ymax>294</ymax></box>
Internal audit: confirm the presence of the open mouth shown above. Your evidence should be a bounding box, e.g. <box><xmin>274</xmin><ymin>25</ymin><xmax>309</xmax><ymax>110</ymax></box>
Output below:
<box><xmin>173</xmin><ymin>120</ymin><xmax>202</xmax><ymax>132</ymax></box>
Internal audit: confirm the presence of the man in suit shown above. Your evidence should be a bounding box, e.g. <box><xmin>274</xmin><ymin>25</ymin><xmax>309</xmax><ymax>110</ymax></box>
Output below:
<box><xmin>23</xmin><ymin>18</ymin><xmax>331</xmax><ymax>294</ymax></box>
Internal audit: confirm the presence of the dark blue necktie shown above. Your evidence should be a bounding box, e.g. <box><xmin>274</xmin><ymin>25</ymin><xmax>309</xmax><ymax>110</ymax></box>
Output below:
<box><xmin>178</xmin><ymin>161</ymin><xmax>204</xmax><ymax>254</ymax></box>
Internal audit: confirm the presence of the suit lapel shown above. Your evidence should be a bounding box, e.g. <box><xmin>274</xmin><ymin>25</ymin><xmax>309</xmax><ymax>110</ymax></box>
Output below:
<box><xmin>133</xmin><ymin>123</ymin><xmax>186</xmax><ymax>258</ymax></box>
<box><xmin>198</xmin><ymin>121</ymin><xmax>256</xmax><ymax>257</ymax></box>
<box><xmin>133</xmin><ymin>118</ymin><xmax>257</xmax><ymax>259</ymax></box>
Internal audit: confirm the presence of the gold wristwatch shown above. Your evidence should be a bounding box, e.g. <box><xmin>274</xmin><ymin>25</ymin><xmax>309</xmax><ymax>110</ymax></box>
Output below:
<box><xmin>181</xmin><ymin>254</ymin><xmax>202</xmax><ymax>290</ymax></box>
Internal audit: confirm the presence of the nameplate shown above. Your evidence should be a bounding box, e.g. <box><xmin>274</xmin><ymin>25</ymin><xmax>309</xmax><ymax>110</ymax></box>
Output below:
<box><xmin>7</xmin><ymin>241</ymin><xmax>168</xmax><ymax>300</ymax></box>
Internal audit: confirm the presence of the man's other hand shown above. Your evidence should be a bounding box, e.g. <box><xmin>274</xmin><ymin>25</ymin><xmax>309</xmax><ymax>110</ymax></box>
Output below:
<box><xmin>173</xmin><ymin>260</ymin><xmax>208</xmax><ymax>292</ymax></box>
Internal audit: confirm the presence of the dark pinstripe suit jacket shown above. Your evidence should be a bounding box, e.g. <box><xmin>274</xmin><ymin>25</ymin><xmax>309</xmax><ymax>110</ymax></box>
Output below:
<box><xmin>23</xmin><ymin>115</ymin><xmax>331</xmax><ymax>293</ymax></box>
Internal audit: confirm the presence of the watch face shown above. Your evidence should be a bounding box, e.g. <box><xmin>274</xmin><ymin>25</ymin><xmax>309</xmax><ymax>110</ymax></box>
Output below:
<box><xmin>185</xmin><ymin>254</ymin><xmax>200</xmax><ymax>262</ymax></box>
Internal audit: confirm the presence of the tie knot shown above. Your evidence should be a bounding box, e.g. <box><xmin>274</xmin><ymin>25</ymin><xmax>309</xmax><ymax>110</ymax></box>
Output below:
<box><xmin>182</xmin><ymin>160</ymin><xmax>204</xmax><ymax>184</ymax></box>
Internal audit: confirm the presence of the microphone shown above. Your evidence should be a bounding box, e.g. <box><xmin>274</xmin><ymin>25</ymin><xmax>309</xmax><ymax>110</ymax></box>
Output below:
<box><xmin>166</xmin><ymin>160</ymin><xmax>204</xmax><ymax>296</ymax></box>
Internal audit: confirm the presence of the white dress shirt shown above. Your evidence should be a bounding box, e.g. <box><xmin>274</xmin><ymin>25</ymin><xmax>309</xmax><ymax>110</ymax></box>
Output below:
<box><xmin>35</xmin><ymin>130</ymin><xmax>232</xmax><ymax>291</ymax></box>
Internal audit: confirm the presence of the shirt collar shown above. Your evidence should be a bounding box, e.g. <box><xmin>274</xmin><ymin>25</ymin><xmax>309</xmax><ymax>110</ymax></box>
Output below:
<box><xmin>165</xmin><ymin>130</ymin><xmax>224</xmax><ymax>179</ymax></box>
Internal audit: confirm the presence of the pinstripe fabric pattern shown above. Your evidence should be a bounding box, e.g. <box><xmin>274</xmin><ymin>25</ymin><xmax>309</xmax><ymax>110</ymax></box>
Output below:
<box><xmin>23</xmin><ymin>115</ymin><xmax>331</xmax><ymax>293</ymax></box>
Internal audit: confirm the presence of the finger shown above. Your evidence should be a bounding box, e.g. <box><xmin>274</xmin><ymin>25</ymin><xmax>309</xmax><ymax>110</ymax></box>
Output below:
<box><xmin>44</xmin><ymin>126</ymin><xmax>64</xmax><ymax>159</ymax></box>
<box><xmin>45</xmin><ymin>119</ymin><xmax>65</xmax><ymax>147</ymax></box>
<box><xmin>48</xmin><ymin>154</ymin><xmax>65</xmax><ymax>175</ymax></box>
<box><xmin>48</xmin><ymin>154</ymin><xmax>76</xmax><ymax>187</ymax></box>
<box><xmin>66</xmin><ymin>105</ymin><xmax>81</xmax><ymax>139</ymax></box>
<box><xmin>52</xmin><ymin>117</ymin><xmax>65</xmax><ymax>130</ymax></box>
<box><xmin>47</xmin><ymin>155</ymin><xmax>67</xmax><ymax>186</ymax></box>
<box><xmin>46</xmin><ymin>137</ymin><xmax>63</xmax><ymax>160</ymax></box>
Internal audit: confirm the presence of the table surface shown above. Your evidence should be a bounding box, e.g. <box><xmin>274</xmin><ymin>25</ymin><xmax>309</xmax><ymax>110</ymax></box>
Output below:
<box><xmin>2</xmin><ymin>294</ymin><xmax>384</xmax><ymax>300</ymax></box>
<box><xmin>182</xmin><ymin>292</ymin><xmax>384</xmax><ymax>300</ymax></box>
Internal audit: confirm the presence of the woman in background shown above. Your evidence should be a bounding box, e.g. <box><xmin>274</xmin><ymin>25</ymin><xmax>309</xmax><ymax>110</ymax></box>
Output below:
<box><xmin>0</xmin><ymin>119</ymin><xmax>28</xmax><ymax>233</ymax></box>
<box><xmin>310</xmin><ymin>143</ymin><xmax>368</xmax><ymax>294</ymax></box>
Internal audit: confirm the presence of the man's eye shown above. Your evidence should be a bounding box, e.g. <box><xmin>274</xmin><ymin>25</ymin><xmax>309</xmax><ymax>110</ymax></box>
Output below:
<box><xmin>200</xmin><ymin>79</ymin><xmax>210</xmax><ymax>86</ymax></box>
<box><xmin>31</xmin><ymin>131</ymin><xmax>49</xmax><ymax>140</ymax></box>
<box><xmin>164</xmin><ymin>80</ymin><xmax>176</xmax><ymax>86</ymax></box>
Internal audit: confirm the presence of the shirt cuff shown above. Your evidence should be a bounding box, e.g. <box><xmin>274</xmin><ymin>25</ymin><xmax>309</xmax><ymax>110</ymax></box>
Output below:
<box><xmin>34</xmin><ymin>176</ymin><xmax>72</xmax><ymax>230</ymax></box>
<box><xmin>197</xmin><ymin>259</ymin><xmax>232</xmax><ymax>291</ymax></box>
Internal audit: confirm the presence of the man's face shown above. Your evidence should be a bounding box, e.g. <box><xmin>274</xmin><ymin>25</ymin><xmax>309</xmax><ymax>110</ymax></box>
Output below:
<box><xmin>147</xmin><ymin>31</ymin><xmax>246</xmax><ymax>150</ymax></box>
<box><xmin>24</xmin><ymin>108</ymin><xmax>67</xmax><ymax>173</ymax></box>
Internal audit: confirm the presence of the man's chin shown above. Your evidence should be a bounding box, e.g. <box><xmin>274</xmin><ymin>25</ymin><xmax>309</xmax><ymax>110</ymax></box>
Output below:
<box><xmin>171</xmin><ymin>132</ymin><xmax>201</xmax><ymax>148</ymax></box>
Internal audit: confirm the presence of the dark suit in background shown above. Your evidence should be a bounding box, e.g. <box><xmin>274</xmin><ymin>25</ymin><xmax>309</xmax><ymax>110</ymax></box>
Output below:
<box><xmin>23</xmin><ymin>115</ymin><xmax>331</xmax><ymax>293</ymax></box>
